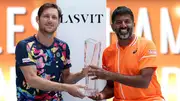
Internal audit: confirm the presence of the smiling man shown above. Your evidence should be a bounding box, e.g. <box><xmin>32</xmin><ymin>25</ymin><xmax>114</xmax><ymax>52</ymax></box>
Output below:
<box><xmin>88</xmin><ymin>6</ymin><xmax>164</xmax><ymax>101</ymax></box>
<box><xmin>15</xmin><ymin>3</ymin><xmax>88</xmax><ymax>101</ymax></box>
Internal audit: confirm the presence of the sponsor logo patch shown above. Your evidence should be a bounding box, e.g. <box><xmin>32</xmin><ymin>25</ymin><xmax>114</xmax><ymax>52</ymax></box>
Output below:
<box><xmin>148</xmin><ymin>50</ymin><xmax>157</xmax><ymax>55</ymax></box>
<box><xmin>133</xmin><ymin>48</ymin><xmax>138</xmax><ymax>54</ymax></box>
<box><xmin>22</xmin><ymin>58</ymin><xmax>31</xmax><ymax>63</ymax></box>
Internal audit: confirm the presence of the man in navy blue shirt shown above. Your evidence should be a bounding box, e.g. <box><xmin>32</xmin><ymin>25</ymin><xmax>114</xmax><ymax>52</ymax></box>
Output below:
<box><xmin>16</xmin><ymin>3</ymin><xmax>88</xmax><ymax>101</ymax></box>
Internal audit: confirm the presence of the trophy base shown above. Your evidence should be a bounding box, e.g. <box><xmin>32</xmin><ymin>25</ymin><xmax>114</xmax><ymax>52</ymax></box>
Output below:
<box><xmin>84</xmin><ymin>88</ymin><xmax>98</xmax><ymax>96</ymax></box>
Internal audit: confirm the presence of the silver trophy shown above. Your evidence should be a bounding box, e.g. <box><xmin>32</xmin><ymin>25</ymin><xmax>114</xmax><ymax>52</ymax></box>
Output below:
<box><xmin>84</xmin><ymin>38</ymin><xmax>101</xmax><ymax>96</ymax></box>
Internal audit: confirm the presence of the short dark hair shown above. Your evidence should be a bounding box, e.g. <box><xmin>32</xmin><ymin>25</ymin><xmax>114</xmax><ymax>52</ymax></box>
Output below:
<box><xmin>111</xmin><ymin>6</ymin><xmax>134</xmax><ymax>23</ymax></box>
<box><xmin>38</xmin><ymin>3</ymin><xmax>62</xmax><ymax>19</ymax></box>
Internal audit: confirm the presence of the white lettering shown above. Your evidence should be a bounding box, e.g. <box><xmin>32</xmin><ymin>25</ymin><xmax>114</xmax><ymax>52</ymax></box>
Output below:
<box><xmin>135</xmin><ymin>8</ymin><xmax>152</xmax><ymax>40</ymax></box>
<box><xmin>7</xmin><ymin>7</ymin><xmax>26</xmax><ymax>54</ymax></box>
<box><xmin>0</xmin><ymin>47</ymin><xmax>2</xmax><ymax>54</ymax></box>
<box><xmin>160</xmin><ymin>8</ymin><xmax>180</xmax><ymax>54</ymax></box>
<box><xmin>31</xmin><ymin>8</ymin><xmax>39</xmax><ymax>30</ymax></box>
<box><xmin>0</xmin><ymin>67</ymin><xmax>16</xmax><ymax>101</ymax></box>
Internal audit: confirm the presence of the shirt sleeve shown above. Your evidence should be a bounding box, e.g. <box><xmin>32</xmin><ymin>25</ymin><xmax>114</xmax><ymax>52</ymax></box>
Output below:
<box><xmin>102</xmin><ymin>49</ymin><xmax>112</xmax><ymax>71</ymax></box>
<box><xmin>139</xmin><ymin>40</ymin><xmax>157</xmax><ymax>70</ymax></box>
<box><xmin>63</xmin><ymin>43</ymin><xmax>72</xmax><ymax>69</ymax></box>
<box><xmin>15</xmin><ymin>41</ymin><xmax>36</xmax><ymax>67</ymax></box>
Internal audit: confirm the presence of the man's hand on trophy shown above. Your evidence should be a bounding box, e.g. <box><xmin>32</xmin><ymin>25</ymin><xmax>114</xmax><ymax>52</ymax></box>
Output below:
<box><xmin>88</xmin><ymin>92</ymin><xmax>104</xmax><ymax>100</ymax></box>
<box><xmin>81</xmin><ymin>67</ymin><xmax>91</xmax><ymax>76</ymax></box>
<box><xmin>64</xmin><ymin>84</ymin><xmax>86</xmax><ymax>99</ymax></box>
<box><xmin>88</xmin><ymin>65</ymin><xmax>109</xmax><ymax>80</ymax></box>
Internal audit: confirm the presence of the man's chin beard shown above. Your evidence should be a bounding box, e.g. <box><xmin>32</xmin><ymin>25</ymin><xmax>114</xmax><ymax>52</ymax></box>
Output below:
<box><xmin>118</xmin><ymin>33</ymin><xmax>130</xmax><ymax>40</ymax></box>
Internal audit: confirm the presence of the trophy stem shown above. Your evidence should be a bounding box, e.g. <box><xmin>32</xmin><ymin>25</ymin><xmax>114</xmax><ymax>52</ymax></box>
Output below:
<box><xmin>85</xmin><ymin>75</ymin><xmax>89</xmax><ymax>86</ymax></box>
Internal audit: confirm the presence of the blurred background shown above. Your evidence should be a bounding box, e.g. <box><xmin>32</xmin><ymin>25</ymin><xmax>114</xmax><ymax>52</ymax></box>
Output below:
<box><xmin>0</xmin><ymin>0</ymin><xmax>180</xmax><ymax>101</ymax></box>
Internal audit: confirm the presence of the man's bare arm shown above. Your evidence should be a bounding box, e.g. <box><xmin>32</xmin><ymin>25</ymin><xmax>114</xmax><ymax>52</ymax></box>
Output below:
<box><xmin>90</xmin><ymin>66</ymin><xmax>155</xmax><ymax>88</ymax></box>
<box><xmin>62</xmin><ymin>68</ymin><xmax>88</xmax><ymax>84</ymax></box>
<box><xmin>108</xmin><ymin>67</ymin><xmax>155</xmax><ymax>88</ymax></box>
<box><xmin>20</xmin><ymin>65</ymin><xmax>71</xmax><ymax>91</ymax></box>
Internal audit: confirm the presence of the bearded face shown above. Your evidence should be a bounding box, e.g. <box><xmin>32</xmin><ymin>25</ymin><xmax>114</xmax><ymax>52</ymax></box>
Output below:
<box><xmin>112</xmin><ymin>14</ymin><xmax>134</xmax><ymax>40</ymax></box>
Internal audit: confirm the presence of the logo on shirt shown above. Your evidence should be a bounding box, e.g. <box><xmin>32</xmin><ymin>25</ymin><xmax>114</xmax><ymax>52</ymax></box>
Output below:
<box><xmin>22</xmin><ymin>58</ymin><xmax>31</xmax><ymax>63</ymax></box>
<box><xmin>133</xmin><ymin>48</ymin><xmax>138</xmax><ymax>54</ymax></box>
<box><xmin>56</xmin><ymin>52</ymin><xmax>61</xmax><ymax>57</ymax></box>
<box><xmin>148</xmin><ymin>50</ymin><xmax>157</xmax><ymax>55</ymax></box>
